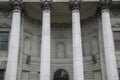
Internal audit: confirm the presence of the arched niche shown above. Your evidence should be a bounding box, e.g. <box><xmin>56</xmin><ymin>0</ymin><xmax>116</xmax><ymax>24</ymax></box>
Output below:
<box><xmin>91</xmin><ymin>35</ymin><xmax>99</xmax><ymax>55</ymax></box>
<box><xmin>56</xmin><ymin>42</ymin><xmax>66</xmax><ymax>58</ymax></box>
<box><xmin>24</xmin><ymin>37</ymin><xmax>31</xmax><ymax>55</ymax></box>
<box><xmin>54</xmin><ymin>69</ymin><xmax>69</xmax><ymax>80</ymax></box>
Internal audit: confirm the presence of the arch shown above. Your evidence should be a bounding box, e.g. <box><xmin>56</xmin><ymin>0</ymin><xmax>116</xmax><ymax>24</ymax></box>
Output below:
<box><xmin>54</xmin><ymin>69</ymin><xmax>69</xmax><ymax>80</ymax></box>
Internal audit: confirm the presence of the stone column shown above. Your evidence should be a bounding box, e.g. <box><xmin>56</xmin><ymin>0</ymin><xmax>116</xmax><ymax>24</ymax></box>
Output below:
<box><xmin>40</xmin><ymin>1</ymin><xmax>52</xmax><ymax>80</ymax></box>
<box><xmin>5</xmin><ymin>1</ymin><xmax>22</xmax><ymax>80</ymax></box>
<box><xmin>100</xmin><ymin>1</ymin><xmax>119</xmax><ymax>80</ymax></box>
<box><xmin>69</xmin><ymin>1</ymin><xmax>84</xmax><ymax>80</ymax></box>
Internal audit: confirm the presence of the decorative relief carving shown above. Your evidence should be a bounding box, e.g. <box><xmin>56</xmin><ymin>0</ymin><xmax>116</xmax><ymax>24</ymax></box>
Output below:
<box><xmin>69</xmin><ymin>0</ymin><xmax>81</xmax><ymax>11</ymax></box>
<box><xmin>98</xmin><ymin>0</ymin><xmax>112</xmax><ymax>10</ymax></box>
<box><xmin>0</xmin><ymin>10</ymin><xmax>12</xmax><ymax>18</ymax></box>
<box><xmin>40</xmin><ymin>0</ymin><xmax>53</xmax><ymax>10</ymax></box>
<box><xmin>10</xmin><ymin>0</ymin><xmax>24</xmax><ymax>11</ymax></box>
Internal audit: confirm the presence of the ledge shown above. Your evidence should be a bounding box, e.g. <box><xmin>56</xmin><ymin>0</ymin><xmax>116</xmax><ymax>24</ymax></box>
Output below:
<box><xmin>0</xmin><ymin>0</ymin><xmax>119</xmax><ymax>3</ymax></box>
<box><xmin>24</xmin><ymin>0</ymin><xmax>120</xmax><ymax>2</ymax></box>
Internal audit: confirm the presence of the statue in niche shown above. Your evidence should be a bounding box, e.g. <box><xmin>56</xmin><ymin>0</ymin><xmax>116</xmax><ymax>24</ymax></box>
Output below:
<box><xmin>56</xmin><ymin>42</ymin><xmax>65</xmax><ymax>58</ymax></box>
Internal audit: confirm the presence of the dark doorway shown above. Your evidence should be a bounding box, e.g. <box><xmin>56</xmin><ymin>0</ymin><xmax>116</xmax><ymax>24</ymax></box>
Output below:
<box><xmin>0</xmin><ymin>69</ymin><xmax>5</xmax><ymax>80</ymax></box>
<box><xmin>54</xmin><ymin>69</ymin><xmax>69</xmax><ymax>80</ymax></box>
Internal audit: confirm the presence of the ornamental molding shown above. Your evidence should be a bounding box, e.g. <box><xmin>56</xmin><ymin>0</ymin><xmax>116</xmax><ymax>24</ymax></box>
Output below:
<box><xmin>69</xmin><ymin>0</ymin><xmax>82</xmax><ymax>11</ymax></box>
<box><xmin>10</xmin><ymin>0</ymin><xmax>25</xmax><ymax>12</ymax></box>
<box><xmin>40</xmin><ymin>0</ymin><xmax>53</xmax><ymax>10</ymax></box>
<box><xmin>99</xmin><ymin>0</ymin><xmax>112</xmax><ymax>10</ymax></box>
<box><xmin>10</xmin><ymin>0</ymin><xmax>23</xmax><ymax>6</ymax></box>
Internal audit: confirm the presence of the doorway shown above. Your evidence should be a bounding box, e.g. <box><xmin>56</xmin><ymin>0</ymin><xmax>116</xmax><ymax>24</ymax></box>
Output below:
<box><xmin>54</xmin><ymin>69</ymin><xmax>69</xmax><ymax>80</ymax></box>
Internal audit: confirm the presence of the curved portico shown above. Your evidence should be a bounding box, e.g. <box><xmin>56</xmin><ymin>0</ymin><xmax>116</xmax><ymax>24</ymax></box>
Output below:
<box><xmin>0</xmin><ymin>0</ymin><xmax>119</xmax><ymax>80</ymax></box>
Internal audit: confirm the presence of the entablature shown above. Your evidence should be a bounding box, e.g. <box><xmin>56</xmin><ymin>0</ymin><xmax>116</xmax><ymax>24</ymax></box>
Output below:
<box><xmin>0</xmin><ymin>0</ymin><xmax>119</xmax><ymax>3</ymax></box>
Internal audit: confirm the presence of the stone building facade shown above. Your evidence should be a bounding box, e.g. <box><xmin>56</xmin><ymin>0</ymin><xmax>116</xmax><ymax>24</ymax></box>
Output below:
<box><xmin>0</xmin><ymin>0</ymin><xmax>120</xmax><ymax>80</ymax></box>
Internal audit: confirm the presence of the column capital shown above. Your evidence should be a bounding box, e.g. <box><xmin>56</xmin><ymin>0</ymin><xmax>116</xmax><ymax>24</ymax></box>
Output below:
<box><xmin>69</xmin><ymin>0</ymin><xmax>82</xmax><ymax>11</ymax></box>
<box><xmin>99</xmin><ymin>0</ymin><xmax>112</xmax><ymax>10</ymax></box>
<box><xmin>40</xmin><ymin>0</ymin><xmax>53</xmax><ymax>10</ymax></box>
<box><xmin>10</xmin><ymin>0</ymin><xmax>23</xmax><ymax>11</ymax></box>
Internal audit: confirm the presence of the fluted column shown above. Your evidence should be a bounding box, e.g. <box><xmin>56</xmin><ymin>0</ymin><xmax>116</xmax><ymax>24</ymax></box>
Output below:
<box><xmin>40</xmin><ymin>1</ymin><xmax>52</xmax><ymax>80</ymax></box>
<box><xmin>100</xmin><ymin>1</ymin><xmax>119</xmax><ymax>80</ymax></box>
<box><xmin>69</xmin><ymin>1</ymin><xmax>84</xmax><ymax>80</ymax></box>
<box><xmin>5</xmin><ymin>1</ymin><xmax>22</xmax><ymax>80</ymax></box>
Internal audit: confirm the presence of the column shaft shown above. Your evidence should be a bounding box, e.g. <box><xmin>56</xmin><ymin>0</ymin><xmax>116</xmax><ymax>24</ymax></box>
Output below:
<box><xmin>5</xmin><ymin>9</ymin><xmax>21</xmax><ymax>80</ymax></box>
<box><xmin>101</xmin><ymin>9</ymin><xmax>119</xmax><ymax>80</ymax></box>
<box><xmin>72</xmin><ymin>10</ymin><xmax>84</xmax><ymax>80</ymax></box>
<box><xmin>40</xmin><ymin>9</ymin><xmax>51</xmax><ymax>80</ymax></box>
